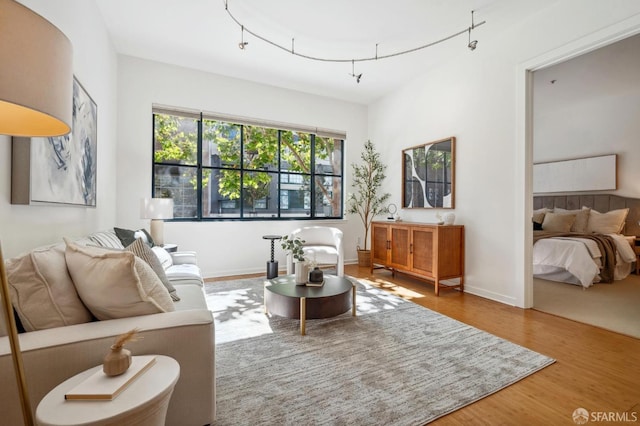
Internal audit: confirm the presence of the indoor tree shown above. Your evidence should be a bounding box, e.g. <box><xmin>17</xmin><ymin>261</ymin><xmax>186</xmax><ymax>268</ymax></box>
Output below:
<box><xmin>346</xmin><ymin>140</ymin><xmax>390</xmax><ymax>262</ymax></box>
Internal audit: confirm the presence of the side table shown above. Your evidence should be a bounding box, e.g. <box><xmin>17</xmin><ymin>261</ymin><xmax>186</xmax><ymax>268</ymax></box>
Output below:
<box><xmin>262</xmin><ymin>235</ymin><xmax>282</xmax><ymax>279</ymax></box>
<box><xmin>36</xmin><ymin>355</ymin><xmax>180</xmax><ymax>426</ymax></box>
<box><xmin>162</xmin><ymin>243</ymin><xmax>178</xmax><ymax>253</ymax></box>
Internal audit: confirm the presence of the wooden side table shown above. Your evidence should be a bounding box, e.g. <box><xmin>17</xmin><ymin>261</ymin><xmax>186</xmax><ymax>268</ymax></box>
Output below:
<box><xmin>36</xmin><ymin>355</ymin><xmax>180</xmax><ymax>426</ymax></box>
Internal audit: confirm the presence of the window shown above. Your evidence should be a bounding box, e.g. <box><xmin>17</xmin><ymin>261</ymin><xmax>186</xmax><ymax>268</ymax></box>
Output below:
<box><xmin>152</xmin><ymin>109</ymin><xmax>344</xmax><ymax>220</ymax></box>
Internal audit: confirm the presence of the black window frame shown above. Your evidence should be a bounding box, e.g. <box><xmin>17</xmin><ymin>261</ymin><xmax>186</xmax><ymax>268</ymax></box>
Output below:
<box><xmin>152</xmin><ymin>110</ymin><xmax>344</xmax><ymax>221</ymax></box>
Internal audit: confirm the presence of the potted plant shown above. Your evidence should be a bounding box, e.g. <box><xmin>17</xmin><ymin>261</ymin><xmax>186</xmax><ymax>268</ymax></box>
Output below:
<box><xmin>281</xmin><ymin>235</ymin><xmax>308</xmax><ymax>284</ymax></box>
<box><xmin>347</xmin><ymin>140</ymin><xmax>391</xmax><ymax>267</ymax></box>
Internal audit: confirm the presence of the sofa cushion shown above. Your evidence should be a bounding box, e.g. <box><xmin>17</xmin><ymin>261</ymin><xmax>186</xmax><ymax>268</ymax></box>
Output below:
<box><xmin>5</xmin><ymin>244</ymin><xmax>93</xmax><ymax>332</ymax></box>
<box><xmin>173</xmin><ymin>284</ymin><xmax>208</xmax><ymax>311</ymax></box>
<box><xmin>126</xmin><ymin>239</ymin><xmax>180</xmax><ymax>301</ymax></box>
<box><xmin>64</xmin><ymin>239</ymin><xmax>174</xmax><ymax>320</ymax></box>
<box><xmin>165</xmin><ymin>264</ymin><xmax>204</xmax><ymax>287</ymax></box>
<box><xmin>114</xmin><ymin>227</ymin><xmax>155</xmax><ymax>247</ymax></box>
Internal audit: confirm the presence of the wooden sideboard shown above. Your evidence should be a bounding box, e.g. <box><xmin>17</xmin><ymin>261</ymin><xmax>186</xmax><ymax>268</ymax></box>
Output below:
<box><xmin>371</xmin><ymin>221</ymin><xmax>465</xmax><ymax>296</ymax></box>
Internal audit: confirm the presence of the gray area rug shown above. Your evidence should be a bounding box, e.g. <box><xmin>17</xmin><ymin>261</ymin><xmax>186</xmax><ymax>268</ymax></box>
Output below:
<box><xmin>206</xmin><ymin>277</ymin><xmax>554</xmax><ymax>425</ymax></box>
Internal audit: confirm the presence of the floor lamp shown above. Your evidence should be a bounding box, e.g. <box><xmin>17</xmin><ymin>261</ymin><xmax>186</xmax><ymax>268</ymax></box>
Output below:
<box><xmin>0</xmin><ymin>1</ymin><xmax>73</xmax><ymax>425</ymax></box>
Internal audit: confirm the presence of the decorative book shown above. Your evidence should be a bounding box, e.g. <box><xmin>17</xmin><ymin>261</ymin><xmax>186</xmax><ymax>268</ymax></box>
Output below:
<box><xmin>305</xmin><ymin>280</ymin><xmax>324</xmax><ymax>287</ymax></box>
<box><xmin>65</xmin><ymin>355</ymin><xmax>157</xmax><ymax>401</ymax></box>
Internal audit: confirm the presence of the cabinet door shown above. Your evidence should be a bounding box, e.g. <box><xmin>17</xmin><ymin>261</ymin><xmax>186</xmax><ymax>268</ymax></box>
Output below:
<box><xmin>389</xmin><ymin>225</ymin><xmax>411</xmax><ymax>270</ymax></box>
<box><xmin>371</xmin><ymin>223</ymin><xmax>390</xmax><ymax>265</ymax></box>
<box><xmin>410</xmin><ymin>227</ymin><xmax>435</xmax><ymax>276</ymax></box>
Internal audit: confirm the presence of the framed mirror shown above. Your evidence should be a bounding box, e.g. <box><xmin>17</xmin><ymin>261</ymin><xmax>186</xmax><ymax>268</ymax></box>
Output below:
<box><xmin>402</xmin><ymin>137</ymin><xmax>455</xmax><ymax>209</ymax></box>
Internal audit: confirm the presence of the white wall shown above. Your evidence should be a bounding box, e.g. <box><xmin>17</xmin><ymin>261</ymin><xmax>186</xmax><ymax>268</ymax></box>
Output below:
<box><xmin>368</xmin><ymin>0</ymin><xmax>640</xmax><ymax>306</ymax></box>
<box><xmin>533</xmin><ymin>34</ymin><xmax>640</xmax><ymax>197</ymax></box>
<box><xmin>0</xmin><ymin>1</ymin><xmax>118</xmax><ymax>257</ymax></box>
<box><xmin>115</xmin><ymin>56</ymin><xmax>368</xmax><ymax>278</ymax></box>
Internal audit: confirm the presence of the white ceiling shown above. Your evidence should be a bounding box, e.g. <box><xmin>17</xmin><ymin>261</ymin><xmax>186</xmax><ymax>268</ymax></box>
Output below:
<box><xmin>95</xmin><ymin>0</ymin><xmax>557</xmax><ymax>105</ymax></box>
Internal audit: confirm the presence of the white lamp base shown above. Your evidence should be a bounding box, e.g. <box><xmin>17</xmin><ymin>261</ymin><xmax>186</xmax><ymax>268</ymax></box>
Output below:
<box><xmin>149</xmin><ymin>220</ymin><xmax>165</xmax><ymax>246</ymax></box>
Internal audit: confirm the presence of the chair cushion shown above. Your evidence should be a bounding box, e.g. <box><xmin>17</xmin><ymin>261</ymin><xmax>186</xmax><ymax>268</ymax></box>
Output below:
<box><xmin>64</xmin><ymin>239</ymin><xmax>174</xmax><ymax>320</ymax></box>
<box><xmin>5</xmin><ymin>243</ymin><xmax>93</xmax><ymax>332</ymax></box>
<box><xmin>303</xmin><ymin>245</ymin><xmax>339</xmax><ymax>264</ymax></box>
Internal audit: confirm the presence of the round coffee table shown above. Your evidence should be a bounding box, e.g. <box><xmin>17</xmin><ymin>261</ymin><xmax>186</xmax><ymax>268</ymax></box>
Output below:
<box><xmin>264</xmin><ymin>275</ymin><xmax>356</xmax><ymax>335</ymax></box>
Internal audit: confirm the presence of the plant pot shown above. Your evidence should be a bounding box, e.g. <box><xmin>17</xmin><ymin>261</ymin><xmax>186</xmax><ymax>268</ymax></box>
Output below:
<box><xmin>294</xmin><ymin>261</ymin><xmax>309</xmax><ymax>285</ymax></box>
<box><xmin>103</xmin><ymin>345</ymin><xmax>132</xmax><ymax>376</ymax></box>
<box><xmin>357</xmin><ymin>249</ymin><xmax>371</xmax><ymax>267</ymax></box>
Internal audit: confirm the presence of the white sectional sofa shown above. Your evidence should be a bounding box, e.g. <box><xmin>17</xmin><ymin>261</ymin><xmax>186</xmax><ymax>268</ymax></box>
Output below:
<box><xmin>0</xmin><ymin>230</ymin><xmax>215</xmax><ymax>426</ymax></box>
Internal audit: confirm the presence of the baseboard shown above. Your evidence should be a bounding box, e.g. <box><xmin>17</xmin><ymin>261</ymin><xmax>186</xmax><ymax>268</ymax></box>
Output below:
<box><xmin>463</xmin><ymin>285</ymin><xmax>518</xmax><ymax>307</ymax></box>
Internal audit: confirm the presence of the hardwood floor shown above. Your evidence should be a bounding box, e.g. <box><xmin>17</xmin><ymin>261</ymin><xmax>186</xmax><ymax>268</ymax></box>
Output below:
<box><xmin>209</xmin><ymin>265</ymin><xmax>640</xmax><ymax>425</ymax></box>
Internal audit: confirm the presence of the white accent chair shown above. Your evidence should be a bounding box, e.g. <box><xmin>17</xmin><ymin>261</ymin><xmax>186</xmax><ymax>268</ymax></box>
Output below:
<box><xmin>286</xmin><ymin>226</ymin><xmax>344</xmax><ymax>277</ymax></box>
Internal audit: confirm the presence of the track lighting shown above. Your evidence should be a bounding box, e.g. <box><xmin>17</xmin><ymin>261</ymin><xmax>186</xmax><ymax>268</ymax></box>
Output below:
<box><xmin>468</xmin><ymin>11</ymin><xmax>478</xmax><ymax>51</ymax></box>
<box><xmin>238</xmin><ymin>25</ymin><xmax>248</xmax><ymax>50</ymax></box>
<box><xmin>223</xmin><ymin>1</ymin><xmax>485</xmax><ymax>79</ymax></box>
<box><xmin>350</xmin><ymin>60</ymin><xmax>363</xmax><ymax>83</ymax></box>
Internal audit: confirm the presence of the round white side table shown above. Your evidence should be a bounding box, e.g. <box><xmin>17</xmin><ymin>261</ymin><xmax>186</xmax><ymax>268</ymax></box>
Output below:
<box><xmin>36</xmin><ymin>355</ymin><xmax>180</xmax><ymax>426</ymax></box>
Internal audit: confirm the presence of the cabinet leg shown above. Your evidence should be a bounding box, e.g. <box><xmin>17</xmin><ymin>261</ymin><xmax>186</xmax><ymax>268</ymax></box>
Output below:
<box><xmin>435</xmin><ymin>279</ymin><xmax>440</xmax><ymax>296</ymax></box>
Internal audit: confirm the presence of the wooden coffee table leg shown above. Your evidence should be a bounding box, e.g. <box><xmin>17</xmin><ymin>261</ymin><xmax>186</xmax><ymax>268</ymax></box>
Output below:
<box><xmin>300</xmin><ymin>297</ymin><xmax>306</xmax><ymax>335</ymax></box>
<box><xmin>352</xmin><ymin>283</ymin><xmax>356</xmax><ymax>317</ymax></box>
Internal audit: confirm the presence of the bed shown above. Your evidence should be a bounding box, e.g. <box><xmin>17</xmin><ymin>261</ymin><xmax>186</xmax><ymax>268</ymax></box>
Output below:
<box><xmin>532</xmin><ymin>194</ymin><xmax>640</xmax><ymax>288</ymax></box>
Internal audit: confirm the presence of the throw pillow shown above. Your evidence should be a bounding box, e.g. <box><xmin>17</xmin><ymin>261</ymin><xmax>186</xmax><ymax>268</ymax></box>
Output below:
<box><xmin>87</xmin><ymin>230</ymin><xmax>124</xmax><ymax>249</ymax></box>
<box><xmin>126</xmin><ymin>238</ymin><xmax>180</xmax><ymax>301</ymax></box>
<box><xmin>152</xmin><ymin>246</ymin><xmax>174</xmax><ymax>270</ymax></box>
<box><xmin>533</xmin><ymin>221</ymin><xmax>543</xmax><ymax>231</ymax></box>
<box><xmin>5</xmin><ymin>243</ymin><xmax>93</xmax><ymax>332</ymax></box>
<box><xmin>553</xmin><ymin>207</ymin><xmax>591</xmax><ymax>233</ymax></box>
<box><xmin>586</xmin><ymin>208</ymin><xmax>629</xmax><ymax>234</ymax></box>
<box><xmin>542</xmin><ymin>212</ymin><xmax>576</xmax><ymax>233</ymax></box>
<box><xmin>64</xmin><ymin>239</ymin><xmax>174</xmax><ymax>320</ymax></box>
<box><xmin>114</xmin><ymin>227</ymin><xmax>155</xmax><ymax>248</ymax></box>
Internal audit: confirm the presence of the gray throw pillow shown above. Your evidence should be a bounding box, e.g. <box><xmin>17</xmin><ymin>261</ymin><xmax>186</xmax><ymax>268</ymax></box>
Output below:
<box><xmin>126</xmin><ymin>238</ymin><xmax>180</xmax><ymax>301</ymax></box>
<box><xmin>115</xmin><ymin>227</ymin><xmax>155</xmax><ymax>247</ymax></box>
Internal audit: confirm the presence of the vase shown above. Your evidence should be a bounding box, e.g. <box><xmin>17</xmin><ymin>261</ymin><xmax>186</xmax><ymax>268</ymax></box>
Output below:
<box><xmin>443</xmin><ymin>213</ymin><xmax>456</xmax><ymax>225</ymax></box>
<box><xmin>309</xmin><ymin>266</ymin><xmax>323</xmax><ymax>283</ymax></box>
<box><xmin>294</xmin><ymin>261</ymin><xmax>308</xmax><ymax>285</ymax></box>
<box><xmin>103</xmin><ymin>345</ymin><xmax>132</xmax><ymax>376</ymax></box>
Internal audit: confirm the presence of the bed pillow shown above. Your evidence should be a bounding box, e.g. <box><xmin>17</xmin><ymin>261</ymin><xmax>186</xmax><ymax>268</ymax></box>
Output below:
<box><xmin>5</xmin><ymin>243</ymin><xmax>93</xmax><ymax>332</ymax></box>
<box><xmin>553</xmin><ymin>207</ymin><xmax>591</xmax><ymax>233</ymax></box>
<box><xmin>126</xmin><ymin>238</ymin><xmax>180</xmax><ymax>301</ymax></box>
<box><xmin>64</xmin><ymin>239</ymin><xmax>174</xmax><ymax>320</ymax></box>
<box><xmin>542</xmin><ymin>212</ymin><xmax>576</xmax><ymax>232</ymax></box>
<box><xmin>532</xmin><ymin>208</ymin><xmax>550</xmax><ymax>225</ymax></box>
<box><xmin>586</xmin><ymin>208</ymin><xmax>629</xmax><ymax>234</ymax></box>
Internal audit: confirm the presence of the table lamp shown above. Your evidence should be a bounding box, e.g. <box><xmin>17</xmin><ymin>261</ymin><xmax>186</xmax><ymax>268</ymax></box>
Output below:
<box><xmin>0</xmin><ymin>1</ymin><xmax>73</xmax><ymax>425</ymax></box>
<box><xmin>140</xmin><ymin>198</ymin><xmax>174</xmax><ymax>246</ymax></box>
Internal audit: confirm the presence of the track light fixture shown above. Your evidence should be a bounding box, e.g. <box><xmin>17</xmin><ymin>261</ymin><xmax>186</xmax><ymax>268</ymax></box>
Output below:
<box><xmin>350</xmin><ymin>60</ymin><xmax>363</xmax><ymax>83</ymax></box>
<box><xmin>468</xmin><ymin>11</ymin><xmax>478</xmax><ymax>51</ymax></box>
<box><xmin>238</xmin><ymin>25</ymin><xmax>248</xmax><ymax>50</ymax></box>
<box><xmin>223</xmin><ymin>1</ymin><xmax>485</xmax><ymax>81</ymax></box>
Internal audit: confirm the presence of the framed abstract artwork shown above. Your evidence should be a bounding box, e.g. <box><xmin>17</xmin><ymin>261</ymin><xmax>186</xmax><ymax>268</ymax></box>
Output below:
<box><xmin>402</xmin><ymin>137</ymin><xmax>455</xmax><ymax>209</ymax></box>
<box><xmin>12</xmin><ymin>76</ymin><xmax>98</xmax><ymax>206</ymax></box>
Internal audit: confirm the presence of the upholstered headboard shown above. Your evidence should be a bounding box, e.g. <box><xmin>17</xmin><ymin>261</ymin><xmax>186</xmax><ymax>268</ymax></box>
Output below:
<box><xmin>533</xmin><ymin>194</ymin><xmax>640</xmax><ymax>236</ymax></box>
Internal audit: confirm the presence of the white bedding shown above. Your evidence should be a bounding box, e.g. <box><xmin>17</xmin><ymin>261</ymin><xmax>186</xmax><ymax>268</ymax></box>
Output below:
<box><xmin>532</xmin><ymin>234</ymin><xmax>636</xmax><ymax>288</ymax></box>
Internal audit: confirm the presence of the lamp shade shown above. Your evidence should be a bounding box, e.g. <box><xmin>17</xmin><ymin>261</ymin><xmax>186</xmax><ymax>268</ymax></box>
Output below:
<box><xmin>141</xmin><ymin>198</ymin><xmax>175</xmax><ymax>220</ymax></box>
<box><xmin>0</xmin><ymin>0</ymin><xmax>73</xmax><ymax>137</ymax></box>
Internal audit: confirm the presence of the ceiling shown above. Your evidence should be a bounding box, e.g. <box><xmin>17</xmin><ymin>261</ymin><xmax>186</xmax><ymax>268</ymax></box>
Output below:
<box><xmin>95</xmin><ymin>0</ymin><xmax>557</xmax><ymax>105</ymax></box>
